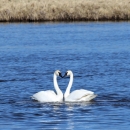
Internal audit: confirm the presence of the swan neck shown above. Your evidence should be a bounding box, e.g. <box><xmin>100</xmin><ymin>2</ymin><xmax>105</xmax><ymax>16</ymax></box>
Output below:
<box><xmin>53</xmin><ymin>74</ymin><xmax>63</xmax><ymax>95</ymax></box>
<box><xmin>64</xmin><ymin>73</ymin><xmax>73</xmax><ymax>98</ymax></box>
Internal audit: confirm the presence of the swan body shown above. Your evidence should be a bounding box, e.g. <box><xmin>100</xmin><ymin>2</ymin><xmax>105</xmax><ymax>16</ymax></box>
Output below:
<box><xmin>65</xmin><ymin>89</ymin><xmax>96</xmax><ymax>102</ymax></box>
<box><xmin>64</xmin><ymin>70</ymin><xmax>97</xmax><ymax>102</ymax></box>
<box><xmin>32</xmin><ymin>70</ymin><xmax>63</xmax><ymax>103</ymax></box>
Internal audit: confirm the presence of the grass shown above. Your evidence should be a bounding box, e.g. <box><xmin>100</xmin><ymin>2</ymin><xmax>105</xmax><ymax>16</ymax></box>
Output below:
<box><xmin>0</xmin><ymin>0</ymin><xmax>130</xmax><ymax>22</ymax></box>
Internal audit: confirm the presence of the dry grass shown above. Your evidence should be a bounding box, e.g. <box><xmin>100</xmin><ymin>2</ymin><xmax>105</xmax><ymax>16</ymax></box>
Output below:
<box><xmin>0</xmin><ymin>0</ymin><xmax>130</xmax><ymax>22</ymax></box>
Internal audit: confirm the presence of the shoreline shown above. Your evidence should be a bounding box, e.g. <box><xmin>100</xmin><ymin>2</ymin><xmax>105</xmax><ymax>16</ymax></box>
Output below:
<box><xmin>0</xmin><ymin>0</ymin><xmax>130</xmax><ymax>22</ymax></box>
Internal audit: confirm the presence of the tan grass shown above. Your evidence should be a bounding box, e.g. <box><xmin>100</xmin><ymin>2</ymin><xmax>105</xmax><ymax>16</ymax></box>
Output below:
<box><xmin>0</xmin><ymin>0</ymin><xmax>130</xmax><ymax>22</ymax></box>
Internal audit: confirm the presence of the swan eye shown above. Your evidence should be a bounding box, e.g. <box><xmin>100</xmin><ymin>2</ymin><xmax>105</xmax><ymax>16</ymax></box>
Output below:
<box><xmin>65</xmin><ymin>72</ymin><xmax>68</xmax><ymax>76</ymax></box>
<box><xmin>58</xmin><ymin>72</ymin><xmax>63</xmax><ymax>78</ymax></box>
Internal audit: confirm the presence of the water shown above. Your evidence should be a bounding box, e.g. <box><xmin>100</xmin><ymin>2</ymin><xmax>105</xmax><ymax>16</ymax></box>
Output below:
<box><xmin>0</xmin><ymin>22</ymin><xmax>130</xmax><ymax>130</ymax></box>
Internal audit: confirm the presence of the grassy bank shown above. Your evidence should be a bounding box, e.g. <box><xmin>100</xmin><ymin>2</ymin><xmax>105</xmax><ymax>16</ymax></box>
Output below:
<box><xmin>0</xmin><ymin>0</ymin><xmax>130</xmax><ymax>22</ymax></box>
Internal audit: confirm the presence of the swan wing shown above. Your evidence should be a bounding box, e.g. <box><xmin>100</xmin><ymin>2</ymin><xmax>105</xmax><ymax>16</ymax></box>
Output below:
<box><xmin>45</xmin><ymin>90</ymin><xmax>56</xmax><ymax>95</ymax></box>
<box><xmin>66</xmin><ymin>89</ymin><xmax>95</xmax><ymax>101</ymax></box>
<box><xmin>32</xmin><ymin>90</ymin><xmax>58</xmax><ymax>102</ymax></box>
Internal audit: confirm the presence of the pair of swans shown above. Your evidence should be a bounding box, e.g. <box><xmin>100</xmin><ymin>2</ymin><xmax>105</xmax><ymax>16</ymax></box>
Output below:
<box><xmin>32</xmin><ymin>70</ymin><xmax>97</xmax><ymax>103</ymax></box>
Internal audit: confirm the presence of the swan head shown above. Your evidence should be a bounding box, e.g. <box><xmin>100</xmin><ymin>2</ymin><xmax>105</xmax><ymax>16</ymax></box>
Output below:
<box><xmin>63</xmin><ymin>70</ymin><xmax>73</xmax><ymax>77</ymax></box>
<box><xmin>54</xmin><ymin>70</ymin><xmax>63</xmax><ymax>78</ymax></box>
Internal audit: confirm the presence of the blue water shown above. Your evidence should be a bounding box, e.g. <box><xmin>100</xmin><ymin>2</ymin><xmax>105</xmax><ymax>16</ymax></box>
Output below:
<box><xmin>0</xmin><ymin>22</ymin><xmax>130</xmax><ymax>130</ymax></box>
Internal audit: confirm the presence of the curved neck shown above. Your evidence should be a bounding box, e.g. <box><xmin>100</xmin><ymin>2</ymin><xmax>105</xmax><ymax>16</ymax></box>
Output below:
<box><xmin>53</xmin><ymin>74</ymin><xmax>63</xmax><ymax>95</ymax></box>
<box><xmin>64</xmin><ymin>73</ymin><xmax>73</xmax><ymax>98</ymax></box>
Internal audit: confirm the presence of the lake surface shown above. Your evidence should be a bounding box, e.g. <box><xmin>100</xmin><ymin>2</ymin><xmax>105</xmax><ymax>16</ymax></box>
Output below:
<box><xmin>0</xmin><ymin>22</ymin><xmax>130</xmax><ymax>130</ymax></box>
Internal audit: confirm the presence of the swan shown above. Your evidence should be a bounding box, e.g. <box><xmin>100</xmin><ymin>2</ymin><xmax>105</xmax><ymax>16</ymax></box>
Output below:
<box><xmin>63</xmin><ymin>70</ymin><xmax>97</xmax><ymax>102</ymax></box>
<box><xmin>32</xmin><ymin>70</ymin><xmax>63</xmax><ymax>103</ymax></box>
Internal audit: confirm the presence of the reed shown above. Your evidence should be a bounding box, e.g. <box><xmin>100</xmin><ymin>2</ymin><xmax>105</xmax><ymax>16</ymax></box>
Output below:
<box><xmin>0</xmin><ymin>0</ymin><xmax>130</xmax><ymax>22</ymax></box>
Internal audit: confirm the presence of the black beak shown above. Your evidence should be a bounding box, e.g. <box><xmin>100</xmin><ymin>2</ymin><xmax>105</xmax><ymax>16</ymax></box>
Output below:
<box><xmin>63</xmin><ymin>72</ymin><xmax>68</xmax><ymax>78</ymax></box>
<box><xmin>59</xmin><ymin>72</ymin><xmax>63</xmax><ymax>78</ymax></box>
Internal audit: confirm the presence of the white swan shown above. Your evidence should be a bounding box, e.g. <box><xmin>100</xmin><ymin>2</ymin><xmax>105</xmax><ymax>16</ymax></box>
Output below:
<box><xmin>32</xmin><ymin>70</ymin><xmax>63</xmax><ymax>103</ymax></box>
<box><xmin>63</xmin><ymin>70</ymin><xmax>97</xmax><ymax>102</ymax></box>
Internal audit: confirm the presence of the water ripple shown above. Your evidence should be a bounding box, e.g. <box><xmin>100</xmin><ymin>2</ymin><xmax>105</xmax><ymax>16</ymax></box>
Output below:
<box><xmin>0</xmin><ymin>22</ymin><xmax>130</xmax><ymax>130</ymax></box>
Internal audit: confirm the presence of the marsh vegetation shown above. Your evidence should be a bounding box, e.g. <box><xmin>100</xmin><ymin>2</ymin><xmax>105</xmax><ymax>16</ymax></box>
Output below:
<box><xmin>0</xmin><ymin>0</ymin><xmax>130</xmax><ymax>21</ymax></box>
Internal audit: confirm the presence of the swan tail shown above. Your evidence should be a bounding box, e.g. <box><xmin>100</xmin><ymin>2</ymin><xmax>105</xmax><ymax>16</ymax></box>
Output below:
<box><xmin>78</xmin><ymin>94</ymin><xmax>97</xmax><ymax>102</ymax></box>
<box><xmin>86</xmin><ymin>94</ymin><xmax>97</xmax><ymax>101</ymax></box>
<box><xmin>31</xmin><ymin>96</ymin><xmax>36</xmax><ymax>100</ymax></box>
